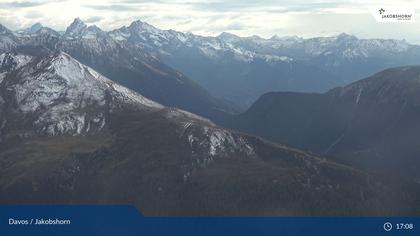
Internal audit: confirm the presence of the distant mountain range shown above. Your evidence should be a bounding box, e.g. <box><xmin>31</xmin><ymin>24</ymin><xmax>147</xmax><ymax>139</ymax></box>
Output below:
<box><xmin>2</xmin><ymin>50</ymin><xmax>418</xmax><ymax>215</ymax></box>
<box><xmin>3</xmin><ymin>19</ymin><xmax>420</xmax><ymax>111</ymax></box>
<box><xmin>230</xmin><ymin>66</ymin><xmax>420</xmax><ymax>182</ymax></box>
<box><xmin>107</xmin><ymin>21</ymin><xmax>420</xmax><ymax>109</ymax></box>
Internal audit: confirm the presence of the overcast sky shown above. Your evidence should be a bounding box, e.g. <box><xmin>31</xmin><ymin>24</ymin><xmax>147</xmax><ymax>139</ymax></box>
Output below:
<box><xmin>1</xmin><ymin>0</ymin><xmax>420</xmax><ymax>43</ymax></box>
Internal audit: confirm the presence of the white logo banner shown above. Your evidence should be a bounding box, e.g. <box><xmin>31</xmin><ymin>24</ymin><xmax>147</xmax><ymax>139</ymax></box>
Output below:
<box><xmin>369</xmin><ymin>6</ymin><xmax>415</xmax><ymax>23</ymax></box>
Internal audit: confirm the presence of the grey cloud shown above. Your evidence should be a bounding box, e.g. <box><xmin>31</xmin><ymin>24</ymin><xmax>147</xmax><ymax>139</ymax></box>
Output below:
<box><xmin>189</xmin><ymin>0</ymin><xmax>345</xmax><ymax>13</ymax></box>
<box><xmin>187</xmin><ymin>20</ymin><xmax>249</xmax><ymax>34</ymax></box>
<box><xmin>266</xmin><ymin>2</ymin><xmax>349</xmax><ymax>13</ymax></box>
<box><xmin>114</xmin><ymin>0</ymin><xmax>167</xmax><ymax>4</ymax></box>
<box><xmin>24</xmin><ymin>11</ymin><xmax>44</xmax><ymax>19</ymax></box>
<box><xmin>188</xmin><ymin>0</ymin><xmax>286</xmax><ymax>12</ymax></box>
<box><xmin>0</xmin><ymin>0</ymin><xmax>64</xmax><ymax>8</ymax></box>
<box><xmin>153</xmin><ymin>14</ymin><xmax>192</xmax><ymax>22</ymax></box>
<box><xmin>84</xmin><ymin>16</ymin><xmax>103</xmax><ymax>23</ymax></box>
<box><xmin>214</xmin><ymin>22</ymin><xmax>246</xmax><ymax>31</ymax></box>
<box><xmin>0</xmin><ymin>16</ymin><xmax>25</xmax><ymax>29</ymax></box>
<box><xmin>83</xmin><ymin>4</ymin><xmax>144</xmax><ymax>12</ymax></box>
<box><xmin>0</xmin><ymin>1</ymin><xmax>46</xmax><ymax>8</ymax></box>
<box><xmin>227</xmin><ymin>22</ymin><xmax>245</xmax><ymax>30</ymax></box>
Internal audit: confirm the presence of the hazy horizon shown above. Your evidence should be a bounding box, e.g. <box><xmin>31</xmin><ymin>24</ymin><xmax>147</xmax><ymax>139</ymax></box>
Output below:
<box><xmin>0</xmin><ymin>16</ymin><xmax>418</xmax><ymax>45</ymax></box>
<box><xmin>0</xmin><ymin>0</ymin><xmax>420</xmax><ymax>43</ymax></box>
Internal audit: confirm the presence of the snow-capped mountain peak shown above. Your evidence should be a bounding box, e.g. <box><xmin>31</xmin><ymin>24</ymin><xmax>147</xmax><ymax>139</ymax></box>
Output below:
<box><xmin>26</xmin><ymin>23</ymin><xmax>43</xmax><ymax>34</ymax></box>
<box><xmin>217</xmin><ymin>32</ymin><xmax>241</xmax><ymax>43</ymax></box>
<box><xmin>270</xmin><ymin>34</ymin><xmax>281</xmax><ymax>40</ymax></box>
<box><xmin>0</xmin><ymin>51</ymin><xmax>162</xmax><ymax>136</ymax></box>
<box><xmin>65</xmin><ymin>18</ymin><xmax>88</xmax><ymax>37</ymax></box>
<box><xmin>0</xmin><ymin>24</ymin><xmax>8</xmax><ymax>33</ymax></box>
<box><xmin>335</xmin><ymin>33</ymin><xmax>358</xmax><ymax>42</ymax></box>
<box><xmin>62</xmin><ymin>18</ymin><xmax>107</xmax><ymax>40</ymax></box>
<box><xmin>128</xmin><ymin>20</ymin><xmax>163</xmax><ymax>36</ymax></box>
<box><xmin>0</xmin><ymin>24</ymin><xmax>13</xmax><ymax>35</ymax></box>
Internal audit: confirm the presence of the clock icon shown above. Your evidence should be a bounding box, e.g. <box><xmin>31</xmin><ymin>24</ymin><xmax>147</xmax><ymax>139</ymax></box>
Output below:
<box><xmin>384</xmin><ymin>222</ymin><xmax>393</xmax><ymax>232</ymax></box>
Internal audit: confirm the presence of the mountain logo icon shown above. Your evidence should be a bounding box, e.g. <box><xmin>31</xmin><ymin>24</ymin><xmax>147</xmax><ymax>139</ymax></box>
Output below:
<box><xmin>379</xmin><ymin>8</ymin><xmax>385</xmax><ymax>15</ymax></box>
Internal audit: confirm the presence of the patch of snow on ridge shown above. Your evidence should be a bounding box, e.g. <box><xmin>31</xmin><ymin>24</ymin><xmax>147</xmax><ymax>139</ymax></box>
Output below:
<box><xmin>110</xmin><ymin>82</ymin><xmax>163</xmax><ymax>108</ymax></box>
<box><xmin>0</xmin><ymin>73</ymin><xmax>5</xmax><ymax>83</ymax></box>
<box><xmin>203</xmin><ymin>128</ymin><xmax>255</xmax><ymax>157</ymax></box>
<box><xmin>164</xmin><ymin>108</ymin><xmax>213</xmax><ymax>125</ymax></box>
<box><xmin>179</xmin><ymin>124</ymin><xmax>256</xmax><ymax>175</ymax></box>
<box><xmin>356</xmin><ymin>87</ymin><xmax>363</xmax><ymax>104</ymax></box>
<box><xmin>0</xmin><ymin>53</ymin><xmax>32</xmax><ymax>72</ymax></box>
<box><xmin>177</xmin><ymin>124</ymin><xmax>257</xmax><ymax>177</ymax></box>
<box><xmin>259</xmin><ymin>54</ymin><xmax>293</xmax><ymax>63</ymax></box>
<box><xmin>110</xmin><ymin>33</ymin><xmax>126</xmax><ymax>41</ymax></box>
<box><xmin>208</xmin><ymin>129</ymin><xmax>227</xmax><ymax>156</ymax></box>
<box><xmin>183</xmin><ymin>124</ymin><xmax>255</xmax><ymax>159</ymax></box>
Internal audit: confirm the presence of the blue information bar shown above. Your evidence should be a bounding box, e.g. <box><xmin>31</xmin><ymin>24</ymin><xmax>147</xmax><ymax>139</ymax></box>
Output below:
<box><xmin>0</xmin><ymin>206</ymin><xmax>418</xmax><ymax>236</ymax></box>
